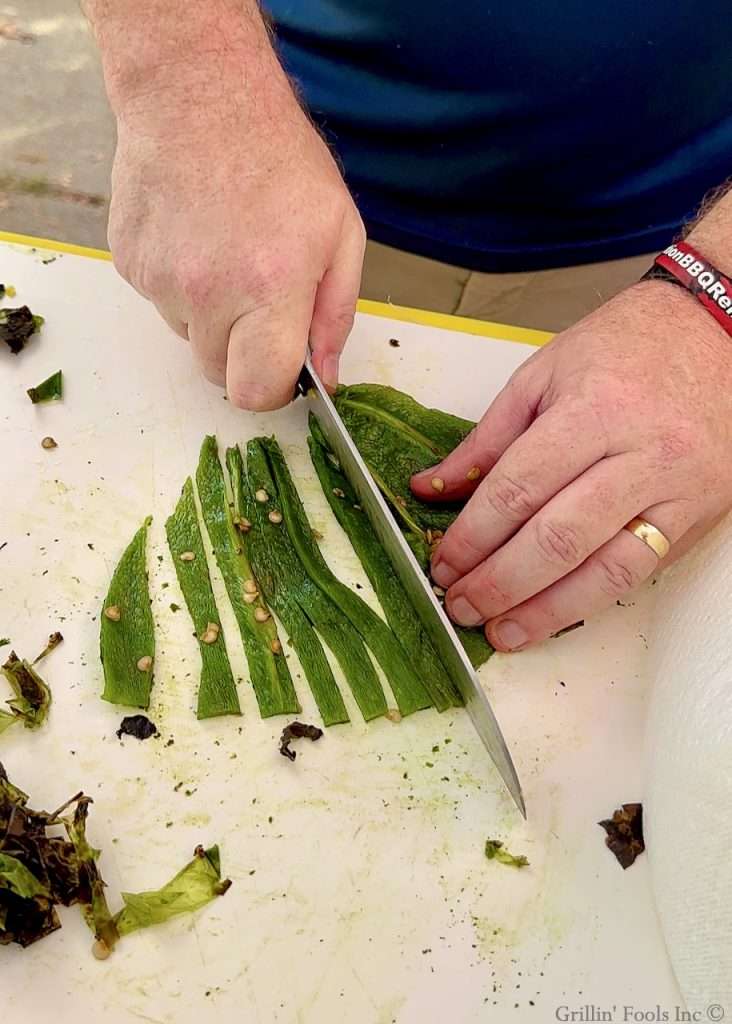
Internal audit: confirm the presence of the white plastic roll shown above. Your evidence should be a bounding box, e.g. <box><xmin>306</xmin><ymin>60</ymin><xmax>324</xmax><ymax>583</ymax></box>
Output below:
<box><xmin>646</xmin><ymin>518</ymin><xmax>732</xmax><ymax>1012</ymax></box>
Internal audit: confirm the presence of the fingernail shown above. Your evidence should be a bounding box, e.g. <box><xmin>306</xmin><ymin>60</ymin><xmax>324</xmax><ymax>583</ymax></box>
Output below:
<box><xmin>322</xmin><ymin>355</ymin><xmax>339</xmax><ymax>389</ymax></box>
<box><xmin>493</xmin><ymin>620</ymin><xmax>528</xmax><ymax>651</ymax></box>
<box><xmin>413</xmin><ymin>464</ymin><xmax>442</xmax><ymax>481</ymax></box>
<box><xmin>432</xmin><ymin>558</ymin><xmax>459</xmax><ymax>588</ymax></box>
<box><xmin>448</xmin><ymin>596</ymin><xmax>483</xmax><ymax>627</ymax></box>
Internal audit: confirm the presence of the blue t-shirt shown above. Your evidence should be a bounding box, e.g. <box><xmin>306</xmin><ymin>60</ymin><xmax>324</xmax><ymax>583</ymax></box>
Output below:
<box><xmin>266</xmin><ymin>3</ymin><xmax>732</xmax><ymax>271</ymax></box>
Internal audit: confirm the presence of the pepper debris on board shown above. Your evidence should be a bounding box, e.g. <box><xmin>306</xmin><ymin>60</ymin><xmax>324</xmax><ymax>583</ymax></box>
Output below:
<box><xmin>484</xmin><ymin>839</ymin><xmax>530</xmax><ymax>868</ymax></box>
<box><xmin>0</xmin><ymin>651</ymin><xmax>52</xmax><ymax>734</ymax></box>
<box><xmin>598</xmin><ymin>803</ymin><xmax>645</xmax><ymax>869</ymax></box>
<box><xmin>279</xmin><ymin>721</ymin><xmax>324</xmax><ymax>761</ymax></box>
<box><xmin>116</xmin><ymin>714</ymin><xmax>158</xmax><ymax>741</ymax></box>
<box><xmin>33</xmin><ymin>631</ymin><xmax>63</xmax><ymax>664</ymax></box>
<box><xmin>0</xmin><ymin>306</ymin><xmax>43</xmax><ymax>354</ymax></box>
<box><xmin>0</xmin><ymin>762</ymin><xmax>231</xmax><ymax>951</ymax></box>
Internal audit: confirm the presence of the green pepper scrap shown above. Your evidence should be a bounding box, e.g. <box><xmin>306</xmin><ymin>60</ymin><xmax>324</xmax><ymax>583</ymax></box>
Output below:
<box><xmin>27</xmin><ymin>369</ymin><xmax>62</xmax><ymax>404</ymax></box>
<box><xmin>0</xmin><ymin>651</ymin><xmax>52</xmax><ymax>734</ymax></box>
<box><xmin>484</xmin><ymin>839</ymin><xmax>529</xmax><ymax>868</ymax></box>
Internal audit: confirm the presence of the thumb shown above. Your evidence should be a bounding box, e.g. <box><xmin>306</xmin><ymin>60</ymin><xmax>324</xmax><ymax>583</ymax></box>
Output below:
<box><xmin>224</xmin><ymin>289</ymin><xmax>316</xmax><ymax>411</ymax></box>
<box><xmin>309</xmin><ymin>215</ymin><xmax>366</xmax><ymax>390</ymax></box>
<box><xmin>411</xmin><ymin>362</ymin><xmax>545</xmax><ymax>501</ymax></box>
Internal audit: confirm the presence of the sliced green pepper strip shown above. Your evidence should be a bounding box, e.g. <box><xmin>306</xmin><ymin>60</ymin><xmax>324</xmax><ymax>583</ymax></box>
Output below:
<box><xmin>27</xmin><ymin>370</ymin><xmax>63</xmax><ymax>404</ymax></box>
<box><xmin>261</xmin><ymin>437</ymin><xmax>431</xmax><ymax>717</ymax></box>
<box><xmin>245</xmin><ymin>440</ymin><xmax>391</xmax><ymax>720</ymax></box>
<box><xmin>333</xmin><ymin>384</ymin><xmax>493</xmax><ymax>670</ymax></box>
<box><xmin>165</xmin><ymin>479</ymin><xmax>240</xmax><ymax>719</ymax></box>
<box><xmin>308</xmin><ymin>422</ymin><xmax>461</xmax><ymax>711</ymax></box>
<box><xmin>196</xmin><ymin>436</ymin><xmax>299</xmax><ymax>718</ymax></box>
<box><xmin>334</xmin><ymin>383</ymin><xmax>471</xmax><ymax>536</ymax></box>
<box><xmin>100</xmin><ymin>518</ymin><xmax>156</xmax><ymax>709</ymax></box>
<box><xmin>231</xmin><ymin>444</ymin><xmax>353</xmax><ymax>725</ymax></box>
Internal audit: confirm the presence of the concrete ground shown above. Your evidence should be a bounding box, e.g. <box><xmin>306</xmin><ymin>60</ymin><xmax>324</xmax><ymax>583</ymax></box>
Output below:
<box><xmin>0</xmin><ymin>1</ymin><xmax>114</xmax><ymax>248</ymax></box>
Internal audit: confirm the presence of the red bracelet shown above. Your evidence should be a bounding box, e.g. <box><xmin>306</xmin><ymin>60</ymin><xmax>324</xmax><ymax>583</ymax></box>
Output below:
<box><xmin>643</xmin><ymin>241</ymin><xmax>732</xmax><ymax>338</ymax></box>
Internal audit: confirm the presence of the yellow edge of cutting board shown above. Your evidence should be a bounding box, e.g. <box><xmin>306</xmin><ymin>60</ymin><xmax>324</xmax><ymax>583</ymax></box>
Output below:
<box><xmin>0</xmin><ymin>229</ymin><xmax>551</xmax><ymax>347</ymax></box>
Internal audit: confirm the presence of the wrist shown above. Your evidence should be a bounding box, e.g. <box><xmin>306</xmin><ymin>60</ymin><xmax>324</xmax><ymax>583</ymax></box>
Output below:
<box><xmin>627</xmin><ymin>277</ymin><xmax>730</xmax><ymax>351</ymax></box>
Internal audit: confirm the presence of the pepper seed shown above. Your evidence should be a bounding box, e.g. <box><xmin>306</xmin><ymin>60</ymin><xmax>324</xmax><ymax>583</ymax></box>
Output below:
<box><xmin>385</xmin><ymin>709</ymin><xmax>402</xmax><ymax>723</ymax></box>
<box><xmin>432</xmin><ymin>585</ymin><xmax>446</xmax><ymax>598</ymax></box>
<box><xmin>244</xmin><ymin>592</ymin><xmax>259</xmax><ymax>604</ymax></box>
<box><xmin>179</xmin><ymin>550</ymin><xmax>195</xmax><ymax>562</ymax></box>
<box><xmin>201</xmin><ymin>622</ymin><xmax>220</xmax><ymax>644</ymax></box>
<box><xmin>243</xmin><ymin>579</ymin><xmax>258</xmax><ymax>594</ymax></box>
<box><xmin>236</xmin><ymin>516</ymin><xmax>251</xmax><ymax>533</ymax></box>
<box><xmin>268</xmin><ymin>509</ymin><xmax>283</xmax><ymax>524</ymax></box>
<box><xmin>137</xmin><ymin>655</ymin><xmax>153</xmax><ymax>672</ymax></box>
<box><xmin>431</xmin><ymin>477</ymin><xmax>445</xmax><ymax>493</ymax></box>
<box><xmin>41</xmin><ymin>436</ymin><xmax>57</xmax><ymax>450</ymax></box>
<box><xmin>103</xmin><ymin>605</ymin><xmax>121</xmax><ymax>622</ymax></box>
<box><xmin>92</xmin><ymin>938</ymin><xmax>111</xmax><ymax>961</ymax></box>
<box><xmin>255</xmin><ymin>489</ymin><xmax>269</xmax><ymax>503</ymax></box>
<box><xmin>270</xmin><ymin>637</ymin><xmax>282</xmax><ymax>654</ymax></box>
<box><xmin>254</xmin><ymin>607</ymin><xmax>271</xmax><ymax>623</ymax></box>
<box><xmin>466</xmin><ymin>466</ymin><xmax>481</xmax><ymax>481</ymax></box>
<box><xmin>332</xmin><ymin>487</ymin><xmax>345</xmax><ymax>499</ymax></box>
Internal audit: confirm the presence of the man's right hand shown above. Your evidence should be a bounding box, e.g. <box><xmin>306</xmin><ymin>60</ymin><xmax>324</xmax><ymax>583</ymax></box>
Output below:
<box><xmin>87</xmin><ymin>2</ymin><xmax>365</xmax><ymax>410</ymax></box>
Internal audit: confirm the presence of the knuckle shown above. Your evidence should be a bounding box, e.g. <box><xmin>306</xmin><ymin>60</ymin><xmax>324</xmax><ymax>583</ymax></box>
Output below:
<box><xmin>655</xmin><ymin>423</ymin><xmax>696</xmax><ymax>466</ymax></box>
<box><xmin>199</xmin><ymin>358</ymin><xmax>226</xmax><ymax>386</ymax></box>
<box><xmin>323</xmin><ymin>303</ymin><xmax>356</xmax><ymax>337</ymax></box>
<box><xmin>485</xmin><ymin>474</ymin><xmax>537</xmax><ymax>522</ymax></box>
<box><xmin>245</xmin><ymin>249</ymin><xmax>292</xmax><ymax>302</ymax></box>
<box><xmin>534</xmin><ymin>517</ymin><xmax>584</xmax><ymax>567</ymax></box>
<box><xmin>595</xmin><ymin>555</ymin><xmax>640</xmax><ymax>597</ymax></box>
<box><xmin>227</xmin><ymin>384</ymin><xmax>279</xmax><ymax>413</ymax></box>
<box><xmin>177</xmin><ymin>260</ymin><xmax>214</xmax><ymax>311</ymax></box>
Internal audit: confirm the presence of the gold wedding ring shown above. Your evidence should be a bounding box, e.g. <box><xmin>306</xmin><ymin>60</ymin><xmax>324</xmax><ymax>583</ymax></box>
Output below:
<box><xmin>624</xmin><ymin>516</ymin><xmax>671</xmax><ymax>559</ymax></box>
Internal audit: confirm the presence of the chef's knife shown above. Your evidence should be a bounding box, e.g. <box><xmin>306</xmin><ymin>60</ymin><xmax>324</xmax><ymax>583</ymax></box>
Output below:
<box><xmin>298</xmin><ymin>355</ymin><xmax>526</xmax><ymax>818</ymax></box>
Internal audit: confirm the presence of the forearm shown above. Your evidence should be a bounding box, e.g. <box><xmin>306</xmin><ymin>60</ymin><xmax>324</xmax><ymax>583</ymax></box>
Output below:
<box><xmin>82</xmin><ymin>0</ymin><xmax>290</xmax><ymax>117</ymax></box>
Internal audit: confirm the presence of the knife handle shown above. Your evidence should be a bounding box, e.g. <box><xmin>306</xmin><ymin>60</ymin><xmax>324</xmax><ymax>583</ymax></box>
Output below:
<box><xmin>294</xmin><ymin>352</ymin><xmax>315</xmax><ymax>400</ymax></box>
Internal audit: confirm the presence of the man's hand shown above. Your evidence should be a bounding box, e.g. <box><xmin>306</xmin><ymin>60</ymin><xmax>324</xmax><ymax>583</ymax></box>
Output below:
<box><xmin>412</xmin><ymin>280</ymin><xmax>732</xmax><ymax>650</ymax></box>
<box><xmin>85</xmin><ymin>1</ymin><xmax>365</xmax><ymax>410</ymax></box>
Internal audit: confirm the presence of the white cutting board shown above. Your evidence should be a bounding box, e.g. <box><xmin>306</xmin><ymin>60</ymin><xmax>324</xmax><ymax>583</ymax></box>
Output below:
<box><xmin>0</xmin><ymin>240</ymin><xmax>680</xmax><ymax>1022</ymax></box>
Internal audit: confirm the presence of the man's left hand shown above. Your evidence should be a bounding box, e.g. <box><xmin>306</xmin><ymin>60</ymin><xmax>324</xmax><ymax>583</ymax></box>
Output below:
<box><xmin>411</xmin><ymin>280</ymin><xmax>732</xmax><ymax>651</ymax></box>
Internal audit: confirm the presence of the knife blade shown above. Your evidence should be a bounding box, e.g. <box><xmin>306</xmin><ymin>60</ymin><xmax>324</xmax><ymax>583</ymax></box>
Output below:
<box><xmin>297</xmin><ymin>355</ymin><xmax>525</xmax><ymax>818</ymax></box>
